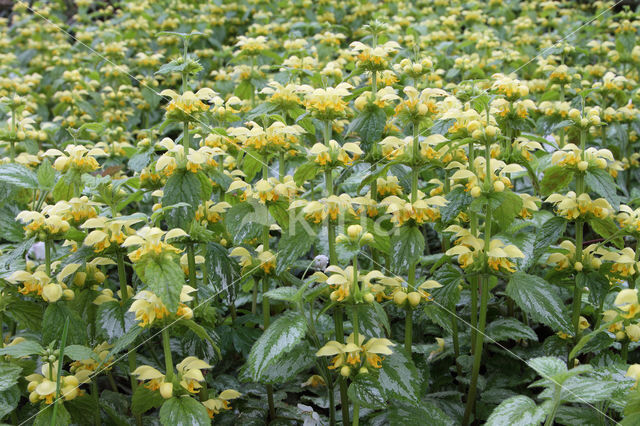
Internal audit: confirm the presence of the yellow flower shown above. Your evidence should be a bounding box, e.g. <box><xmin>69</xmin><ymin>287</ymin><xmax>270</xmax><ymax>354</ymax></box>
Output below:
<box><xmin>160</xmin><ymin>88</ymin><xmax>216</xmax><ymax>121</ymax></box>
<box><xmin>308</xmin><ymin>140</ymin><xmax>363</xmax><ymax>167</ymax></box>
<box><xmin>304</xmin><ymin>83</ymin><xmax>352</xmax><ymax>120</ymax></box>
<box><xmin>16</xmin><ymin>209</ymin><xmax>70</xmax><ymax>239</ymax></box>
<box><xmin>202</xmin><ymin>390</ymin><xmax>242</xmax><ymax>418</ymax></box>
<box><xmin>122</xmin><ymin>226</ymin><xmax>186</xmax><ymax>263</ymax></box>
<box><xmin>626</xmin><ymin>364</ymin><xmax>640</xmax><ymax>389</ymax></box>
<box><xmin>44</xmin><ymin>144</ymin><xmax>106</xmax><ymax>173</ymax></box>
<box><xmin>129</xmin><ymin>285</ymin><xmax>195</xmax><ymax>326</ymax></box>
<box><xmin>82</xmin><ymin>216</ymin><xmax>142</xmax><ymax>253</ymax></box>
<box><xmin>545</xmin><ymin>192</ymin><xmax>612</xmax><ymax>220</ymax></box>
<box><xmin>131</xmin><ymin>365</ymin><xmax>167</xmax><ymax>393</ymax></box>
<box><xmin>615</xmin><ymin>289</ymin><xmax>640</xmax><ymax>319</ymax></box>
<box><xmin>176</xmin><ymin>356</ymin><xmax>210</xmax><ymax>393</ymax></box>
<box><xmin>381</xmin><ymin>192</ymin><xmax>447</xmax><ymax>226</ymax></box>
<box><xmin>26</xmin><ymin>362</ymin><xmax>83</xmax><ymax>405</ymax></box>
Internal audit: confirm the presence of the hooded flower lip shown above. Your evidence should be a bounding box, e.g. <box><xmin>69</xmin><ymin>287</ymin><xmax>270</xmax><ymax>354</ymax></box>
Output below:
<box><xmin>44</xmin><ymin>144</ymin><xmax>107</xmax><ymax>173</ymax></box>
<box><xmin>202</xmin><ymin>389</ymin><xmax>242</xmax><ymax>418</ymax></box>
<box><xmin>315</xmin><ymin>333</ymin><xmax>395</xmax><ymax>371</ymax></box>
<box><xmin>122</xmin><ymin>226</ymin><xmax>187</xmax><ymax>263</ymax></box>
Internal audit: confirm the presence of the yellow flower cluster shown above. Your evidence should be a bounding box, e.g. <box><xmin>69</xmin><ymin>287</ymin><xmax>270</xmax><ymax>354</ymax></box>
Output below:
<box><xmin>129</xmin><ymin>285</ymin><xmax>196</xmax><ymax>327</ymax></box>
<box><xmin>545</xmin><ymin>191</ymin><xmax>613</xmax><ymax>220</ymax></box>
<box><xmin>316</xmin><ymin>333</ymin><xmax>395</xmax><ymax>376</ymax></box>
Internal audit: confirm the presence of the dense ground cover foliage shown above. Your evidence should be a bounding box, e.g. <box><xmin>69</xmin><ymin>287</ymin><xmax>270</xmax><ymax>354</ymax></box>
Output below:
<box><xmin>0</xmin><ymin>0</ymin><xmax>640</xmax><ymax>424</ymax></box>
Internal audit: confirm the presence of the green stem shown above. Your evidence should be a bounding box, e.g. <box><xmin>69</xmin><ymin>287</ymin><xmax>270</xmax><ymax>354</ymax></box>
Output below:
<box><xmin>45</xmin><ymin>240</ymin><xmax>52</xmax><ymax>277</ymax></box>
<box><xmin>463</xmin><ymin>140</ymin><xmax>493</xmax><ymax>426</ymax></box>
<box><xmin>405</xmin><ymin>123</ymin><xmax>421</xmax><ymax>355</ymax></box>
<box><xmin>544</xmin><ymin>385</ymin><xmax>562</xmax><ymax>426</ymax></box>
<box><xmin>261</xmin><ymin>158</ymin><xmax>275</xmax><ymax>421</ymax></box>
<box><xmin>117</xmin><ymin>251</ymin><xmax>138</xmax><ymax>393</ymax></box>
<box><xmin>462</xmin><ymin>272</ymin><xmax>489</xmax><ymax>426</ymax></box>
<box><xmin>162</xmin><ymin>328</ymin><xmax>174</xmax><ymax>382</ymax></box>
<box><xmin>279</xmin><ymin>151</ymin><xmax>286</xmax><ymax>181</ymax></box>
<box><xmin>92</xmin><ymin>381</ymin><xmax>100</xmax><ymax>426</ymax></box>
<box><xmin>187</xmin><ymin>244</ymin><xmax>198</xmax><ymax>304</ymax></box>
<box><xmin>10</xmin><ymin>107</ymin><xmax>16</xmax><ymax>161</ymax></box>
<box><xmin>622</xmin><ymin>340</ymin><xmax>629</xmax><ymax>363</ymax></box>
<box><xmin>468</xmin><ymin>141</ymin><xmax>478</xmax><ymax>352</ymax></box>
<box><xmin>51</xmin><ymin>317</ymin><xmax>70</xmax><ymax>426</ymax></box>
<box><xmin>351</xmin><ymin>303</ymin><xmax>360</xmax><ymax>426</ymax></box>
<box><xmin>182</xmin><ymin>120</ymin><xmax>190</xmax><ymax>154</ymax></box>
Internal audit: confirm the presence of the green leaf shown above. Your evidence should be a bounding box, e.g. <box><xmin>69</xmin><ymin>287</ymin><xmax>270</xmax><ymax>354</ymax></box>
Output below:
<box><xmin>205</xmin><ymin>242</ymin><xmax>238</xmax><ymax>296</ymax></box>
<box><xmin>97</xmin><ymin>326</ymin><xmax>143</xmax><ymax>371</ymax></box>
<box><xmin>588</xmin><ymin>216</ymin><xmax>623</xmax><ymax>249</ymax></box>
<box><xmin>65</xmin><ymin>394</ymin><xmax>99</xmax><ymax>425</ymax></box>
<box><xmin>162</xmin><ymin>170</ymin><xmax>204</xmax><ymax>229</ymax></box>
<box><xmin>387</xmin><ymin>401</ymin><xmax>452</xmax><ymax>426</ymax></box>
<box><xmin>37</xmin><ymin>158</ymin><xmax>56</xmax><ymax>190</ymax></box>
<box><xmin>42</xmin><ymin>303</ymin><xmax>87</xmax><ymax>346</ymax></box>
<box><xmin>64</xmin><ymin>345</ymin><xmax>96</xmax><ymax>362</ymax></box>
<box><xmin>586</xmin><ymin>168</ymin><xmax>619</xmax><ymax>209</ymax></box>
<box><xmin>506</xmin><ymin>272</ymin><xmax>571</xmax><ymax>333</ymax></box>
<box><xmin>440</xmin><ymin>186</ymin><xmax>472</xmax><ymax>223</ymax></box>
<box><xmin>245</xmin><ymin>343</ymin><xmax>314</xmax><ymax>385</ymax></box>
<box><xmin>493</xmin><ymin>190</ymin><xmax>523</xmax><ymax>229</ymax></box>
<box><xmin>293</xmin><ymin>161</ymin><xmax>320</xmax><ymax>186</ymax></box>
<box><xmin>0</xmin><ymin>339</ymin><xmax>43</xmax><ymax>357</ymax></box>
<box><xmin>486</xmin><ymin>318</ymin><xmax>538</xmax><ymax>342</ymax></box>
<box><xmin>0</xmin><ymin>163</ymin><xmax>39</xmax><ymax>188</ymax></box>
<box><xmin>348</xmin><ymin>374</ymin><xmax>386</xmax><ymax>409</ymax></box>
<box><xmin>531</xmin><ymin>217</ymin><xmax>566</xmax><ymax>266</ymax></box>
<box><xmin>225</xmin><ymin>202</ymin><xmax>266</xmax><ymax>244</ymax></box>
<box><xmin>3</xmin><ymin>296</ymin><xmax>43</xmax><ymax>330</ymax></box>
<box><xmin>143</xmin><ymin>258</ymin><xmax>185</xmax><ymax>312</ymax></box>
<box><xmin>527</xmin><ymin>356</ymin><xmax>567</xmax><ymax>381</ymax></box>
<box><xmin>541</xmin><ymin>165</ymin><xmax>573</xmax><ymax>195</ymax></box>
<box><xmin>53</xmin><ymin>171</ymin><xmax>83</xmax><ymax>201</ymax></box>
<box><xmin>0</xmin><ymin>363</ymin><xmax>22</xmax><ymax>392</ymax></box>
<box><xmin>349</xmin><ymin>107</ymin><xmax>386</xmax><ymax>149</ymax></box>
<box><xmin>265</xmin><ymin>287</ymin><xmax>298</xmax><ymax>302</ymax></box>
<box><xmin>578</xmin><ymin>271</ymin><xmax>609</xmax><ymax>308</ymax></box>
<box><xmin>0</xmin><ymin>236</ymin><xmax>36</xmax><ymax>269</ymax></box>
<box><xmin>0</xmin><ymin>385</ymin><xmax>20</xmax><ymax>418</ymax></box>
<box><xmin>391</xmin><ymin>225</ymin><xmax>424</xmax><ymax>272</ymax></box>
<box><xmin>159</xmin><ymin>396</ymin><xmax>211</xmax><ymax>426</ymax></box>
<box><xmin>486</xmin><ymin>395</ymin><xmax>546</xmax><ymax>426</ymax></box>
<box><xmin>277</xmin><ymin>223</ymin><xmax>316</xmax><ymax>274</ymax></box>
<box><xmin>378</xmin><ymin>349</ymin><xmax>420</xmax><ymax>404</ymax></box>
<box><xmin>96</xmin><ymin>300</ymin><xmax>132</xmax><ymax>340</ymax></box>
<box><xmin>131</xmin><ymin>385</ymin><xmax>164</xmax><ymax>416</ymax></box>
<box><xmin>244</xmin><ymin>312</ymin><xmax>307</xmax><ymax>381</ymax></box>
<box><xmin>555</xmin><ymin>376</ymin><xmax>618</xmax><ymax>403</ymax></box>
<box><xmin>0</xmin><ymin>205</ymin><xmax>23</xmax><ymax>242</ymax></box>
<box><xmin>242</xmin><ymin>152</ymin><xmax>262</xmax><ymax>181</ymax></box>
<box><xmin>34</xmin><ymin>402</ymin><xmax>72</xmax><ymax>426</ymax></box>
<box><xmin>556</xmin><ymin>406</ymin><xmax>602</xmax><ymax>426</ymax></box>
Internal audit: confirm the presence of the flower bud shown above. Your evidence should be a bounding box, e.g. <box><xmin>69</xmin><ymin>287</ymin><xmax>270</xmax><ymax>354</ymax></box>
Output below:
<box><xmin>591</xmin><ymin>258</ymin><xmax>602</xmax><ymax>269</ymax></box>
<box><xmin>363</xmin><ymin>293</ymin><xmax>374</xmax><ymax>303</ymax></box>
<box><xmin>577</xmin><ymin>161</ymin><xmax>588</xmax><ymax>171</ymax></box>
<box><xmin>470</xmin><ymin>186</ymin><xmax>482</xmax><ymax>198</ymax></box>
<box><xmin>417</xmin><ymin>103</ymin><xmax>428</xmax><ymax>116</ymax></box>
<box><xmin>569</xmin><ymin>109</ymin><xmax>581</xmax><ymax>120</ymax></box>
<box><xmin>340</xmin><ymin>366</ymin><xmax>351</xmax><ymax>377</ymax></box>
<box><xmin>485</xmin><ymin>125</ymin><xmax>498</xmax><ymax>138</ymax></box>
<box><xmin>466</xmin><ymin>120</ymin><xmax>481</xmax><ymax>133</ymax></box>
<box><xmin>354</xmin><ymin>95</ymin><xmax>367</xmax><ymax>111</ymax></box>
<box><xmin>574</xmin><ymin>261</ymin><xmax>583</xmax><ymax>272</ymax></box>
<box><xmin>73</xmin><ymin>272</ymin><xmax>87</xmax><ymax>287</ymax></box>
<box><xmin>94</xmin><ymin>271</ymin><xmax>106</xmax><ymax>283</ymax></box>
<box><xmin>471</xmin><ymin>129</ymin><xmax>483</xmax><ymax>140</ymax></box>
<box><xmin>359</xmin><ymin>367</ymin><xmax>369</xmax><ymax>375</ymax></box>
<box><xmin>29</xmin><ymin>391</ymin><xmax>39</xmax><ymax>403</ymax></box>
<box><xmin>580</xmin><ymin>118</ymin><xmax>589</xmax><ymax>127</ymax></box>
<box><xmin>412</xmin><ymin>63</ymin><xmax>422</xmax><ymax>74</ymax></box>
<box><xmin>393</xmin><ymin>291</ymin><xmax>407</xmax><ymax>306</ymax></box>
<box><xmin>347</xmin><ymin>225</ymin><xmax>363</xmax><ymax>240</ymax></box>
<box><xmin>407</xmin><ymin>292</ymin><xmax>421</xmax><ymax>307</ymax></box>
<box><xmin>43</xmin><ymin>283</ymin><xmax>63</xmax><ymax>303</ymax></box>
<box><xmin>63</xmin><ymin>289</ymin><xmax>75</xmax><ymax>301</ymax></box>
<box><xmin>330</xmin><ymin>291</ymin><xmax>340</xmax><ymax>302</ymax></box>
<box><xmin>160</xmin><ymin>382</ymin><xmax>173</xmax><ymax>399</ymax></box>
<box><xmin>493</xmin><ymin>181</ymin><xmax>505</xmax><ymax>192</ymax></box>
<box><xmin>595</xmin><ymin>158</ymin><xmax>607</xmax><ymax>169</ymax></box>
<box><xmin>360</xmin><ymin>232</ymin><xmax>374</xmax><ymax>245</ymax></box>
